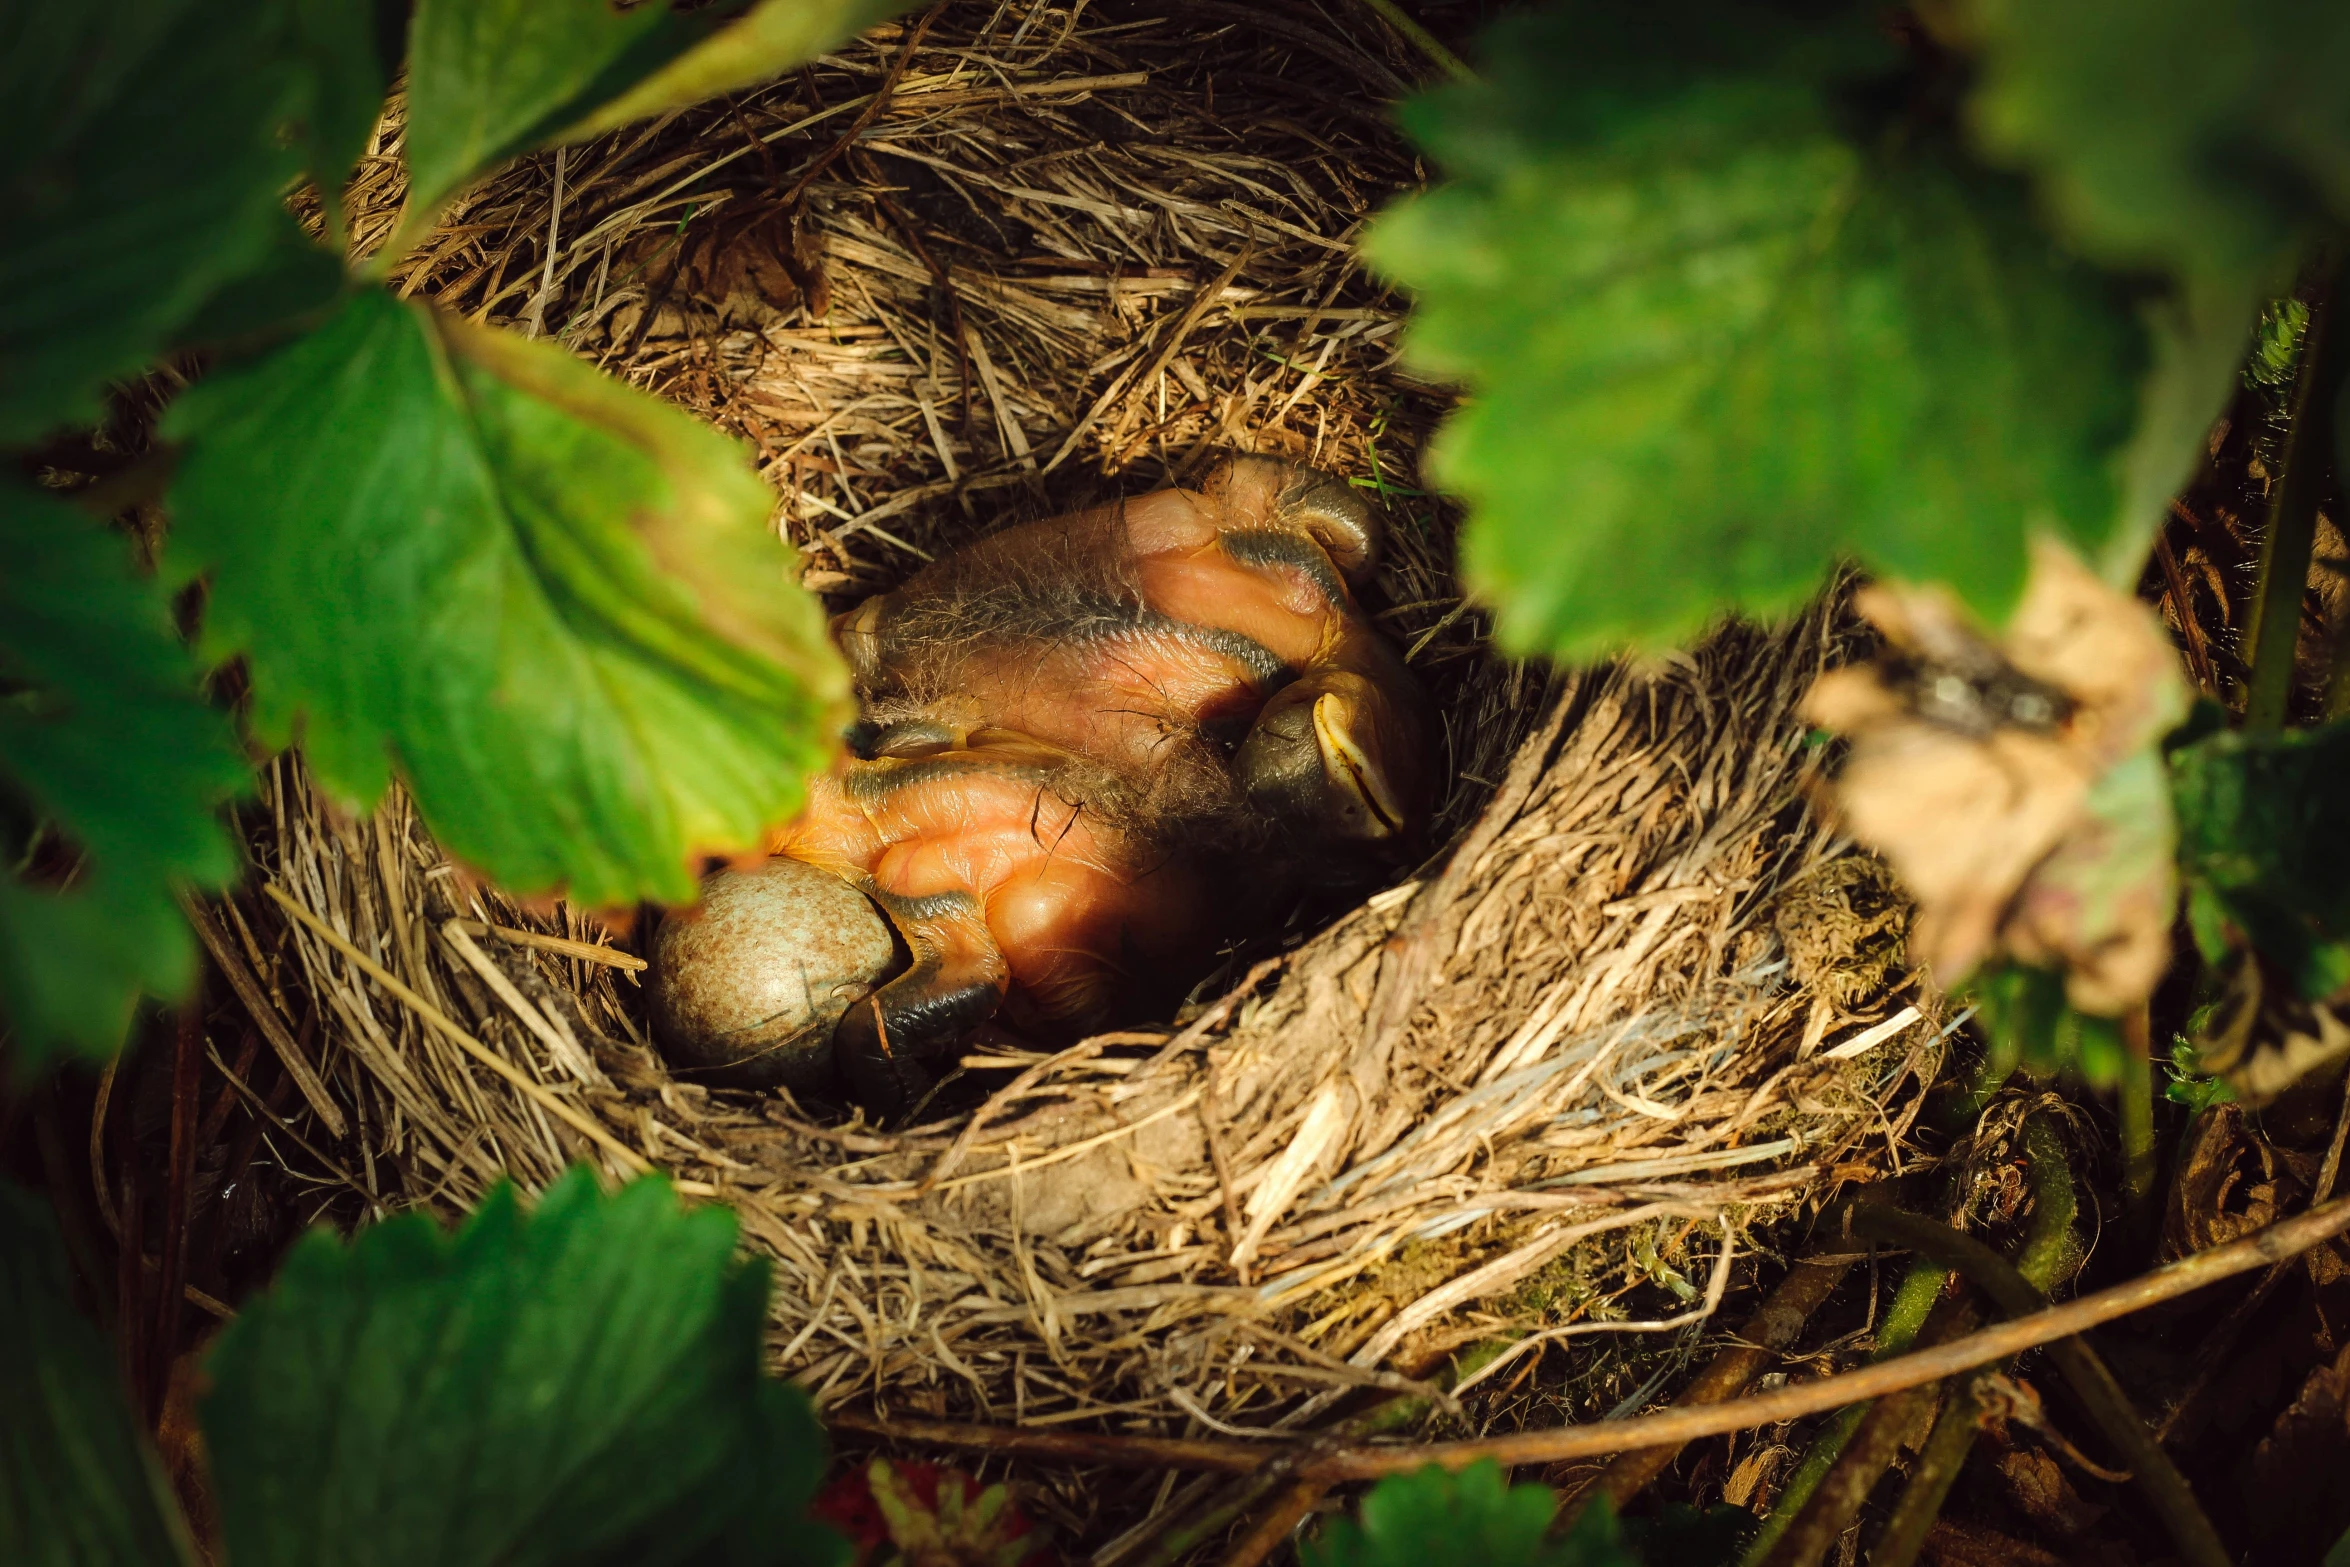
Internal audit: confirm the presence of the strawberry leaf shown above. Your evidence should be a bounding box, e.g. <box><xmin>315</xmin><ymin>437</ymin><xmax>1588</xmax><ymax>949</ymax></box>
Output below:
<box><xmin>164</xmin><ymin>287</ymin><xmax>848</xmax><ymax>908</ymax></box>
<box><xmin>0</xmin><ymin>1182</ymin><xmax>193</xmax><ymax>1566</ymax></box>
<box><xmin>1304</xmin><ymin>1463</ymin><xmax>1632</xmax><ymax>1567</ymax></box>
<box><xmin>1362</xmin><ymin>0</ymin><xmax>2148</xmax><ymax>659</ymax></box>
<box><xmin>202</xmin><ymin>1170</ymin><xmax>844</xmax><ymax>1567</ymax></box>
<box><xmin>2170</xmin><ymin>717</ymin><xmax>2350</xmax><ymax>998</ymax></box>
<box><xmin>0</xmin><ymin>485</ymin><xmax>245</xmax><ymax>1068</ymax></box>
<box><xmin>0</xmin><ymin>0</ymin><xmax>308</xmax><ymax>443</ymax></box>
<box><xmin>1967</xmin><ymin>0</ymin><xmax>2350</xmax><ymax>287</ymax></box>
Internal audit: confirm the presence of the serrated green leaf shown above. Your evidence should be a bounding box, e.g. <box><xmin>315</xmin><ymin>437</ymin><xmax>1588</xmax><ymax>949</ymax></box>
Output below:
<box><xmin>202</xmin><ymin>1170</ymin><xmax>841</xmax><ymax>1567</ymax></box>
<box><xmin>164</xmin><ymin>287</ymin><xmax>847</xmax><ymax>907</ymax></box>
<box><xmin>0</xmin><ymin>484</ymin><xmax>245</xmax><ymax>1067</ymax></box>
<box><xmin>397</xmin><ymin>0</ymin><xmax>710</xmax><ymax>240</ymax></box>
<box><xmin>553</xmin><ymin>0</ymin><xmax>915</xmax><ymax>147</ymax></box>
<box><xmin>393</xmin><ymin>0</ymin><xmax>909</xmax><ymax>259</ymax></box>
<box><xmin>2169</xmin><ymin>719</ymin><xmax>2350</xmax><ymax>999</ymax></box>
<box><xmin>284</xmin><ymin>0</ymin><xmax>404</xmax><ymax>219</ymax></box>
<box><xmin>169</xmin><ymin>212</ymin><xmax>352</xmax><ymax>359</ymax></box>
<box><xmin>1966</xmin><ymin>0</ymin><xmax>2350</xmax><ymax>287</ymax></box>
<box><xmin>0</xmin><ymin>1182</ymin><xmax>193</xmax><ymax>1566</ymax></box>
<box><xmin>1362</xmin><ymin>1</ymin><xmax>2147</xmax><ymax>659</ymax></box>
<box><xmin>1304</xmin><ymin>1463</ymin><xmax>1633</xmax><ymax>1567</ymax></box>
<box><xmin>0</xmin><ymin>0</ymin><xmax>309</xmax><ymax>444</ymax></box>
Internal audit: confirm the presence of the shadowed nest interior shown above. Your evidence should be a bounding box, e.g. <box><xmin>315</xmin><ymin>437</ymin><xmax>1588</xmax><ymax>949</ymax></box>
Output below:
<box><xmin>213</xmin><ymin>0</ymin><xmax>1952</xmax><ymax>1546</ymax></box>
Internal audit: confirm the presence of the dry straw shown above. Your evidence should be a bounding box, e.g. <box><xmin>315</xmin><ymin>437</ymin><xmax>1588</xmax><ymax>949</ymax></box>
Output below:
<box><xmin>223</xmin><ymin>0</ymin><xmax>1945</xmax><ymax>1539</ymax></box>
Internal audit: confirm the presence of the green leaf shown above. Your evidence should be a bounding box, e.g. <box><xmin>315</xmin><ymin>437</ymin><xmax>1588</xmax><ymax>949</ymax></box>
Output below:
<box><xmin>1966</xmin><ymin>0</ymin><xmax>2350</xmax><ymax>286</ymax></box>
<box><xmin>0</xmin><ymin>0</ymin><xmax>309</xmax><ymax>443</ymax></box>
<box><xmin>1304</xmin><ymin>1464</ymin><xmax>1634</xmax><ymax>1567</ymax></box>
<box><xmin>2169</xmin><ymin>718</ymin><xmax>2350</xmax><ymax>998</ymax></box>
<box><xmin>283</xmin><ymin>0</ymin><xmax>405</xmax><ymax>214</ymax></box>
<box><xmin>169</xmin><ymin>212</ymin><xmax>352</xmax><ymax>358</ymax></box>
<box><xmin>393</xmin><ymin>0</ymin><xmax>908</xmax><ymax>258</ymax></box>
<box><xmin>164</xmin><ymin>287</ymin><xmax>847</xmax><ymax>907</ymax></box>
<box><xmin>1361</xmin><ymin>1</ymin><xmax>2148</xmax><ymax>659</ymax></box>
<box><xmin>202</xmin><ymin>1170</ymin><xmax>841</xmax><ymax>1567</ymax></box>
<box><xmin>398</xmin><ymin>0</ymin><xmax>705</xmax><ymax>237</ymax></box>
<box><xmin>1962</xmin><ymin>963</ymin><xmax>2128</xmax><ymax>1086</ymax></box>
<box><xmin>0</xmin><ymin>1181</ymin><xmax>193</xmax><ymax>1566</ymax></box>
<box><xmin>0</xmin><ymin>484</ymin><xmax>246</xmax><ymax>1067</ymax></box>
<box><xmin>552</xmin><ymin>0</ymin><xmax>916</xmax><ymax>147</ymax></box>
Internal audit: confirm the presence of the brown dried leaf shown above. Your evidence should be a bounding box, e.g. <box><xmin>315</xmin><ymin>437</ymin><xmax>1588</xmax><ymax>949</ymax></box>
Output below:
<box><xmin>2163</xmin><ymin>1102</ymin><xmax>2297</xmax><ymax>1259</ymax></box>
<box><xmin>1994</xmin><ymin>1447</ymin><xmax>2107</xmax><ymax>1539</ymax></box>
<box><xmin>1803</xmin><ymin>539</ymin><xmax>2191</xmax><ymax>1011</ymax></box>
<box><xmin>1920</xmin><ymin>1518</ymin><xmax>2069</xmax><ymax>1567</ymax></box>
<box><xmin>2246</xmin><ymin>1343</ymin><xmax>2350</xmax><ymax>1562</ymax></box>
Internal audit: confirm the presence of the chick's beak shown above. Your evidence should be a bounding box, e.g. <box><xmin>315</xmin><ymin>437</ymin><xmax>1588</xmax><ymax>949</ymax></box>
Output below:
<box><xmin>1310</xmin><ymin>689</ymin><xmax>1404</xmax><ymax>839</ymax></box>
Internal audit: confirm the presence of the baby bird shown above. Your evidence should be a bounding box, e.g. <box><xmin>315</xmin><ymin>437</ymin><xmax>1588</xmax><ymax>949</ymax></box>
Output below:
<box><xmin>674</xmin><ymin>456</ymin><xmax>1433</xmax><ymax>1118</ymax></box>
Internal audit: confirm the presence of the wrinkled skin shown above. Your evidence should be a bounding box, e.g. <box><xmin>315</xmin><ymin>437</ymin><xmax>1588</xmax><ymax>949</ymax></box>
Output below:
<box><xmin>766</xmin><ymin>455</ymin><xmax>1434</xmax><ymax>1117</ymax></box>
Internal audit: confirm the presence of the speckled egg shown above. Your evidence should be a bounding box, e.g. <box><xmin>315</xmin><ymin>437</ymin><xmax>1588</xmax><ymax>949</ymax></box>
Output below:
<box><xmin>648</xmin><ymin>858</ymin><xmax>903</xmax><ymax>1090</ymax></box>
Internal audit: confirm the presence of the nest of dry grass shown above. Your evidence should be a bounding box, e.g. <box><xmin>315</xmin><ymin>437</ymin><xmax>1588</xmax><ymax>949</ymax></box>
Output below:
<box><xmin>214</xmin><ymin>0</ymin><xmax>1951</xmax><ymax>1521</ymax></box>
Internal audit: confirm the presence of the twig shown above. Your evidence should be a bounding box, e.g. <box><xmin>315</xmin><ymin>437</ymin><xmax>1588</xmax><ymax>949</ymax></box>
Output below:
<box><xmin>778</xmin><ymin>5</ymin><xmax>941</xmax><ymax>209</ymax></box>
<box><xmin>202</xmin><ymin>1044</ymin><xmax>377</xmax><ymax>1205</ymax></box>
<box><xmin>1867</xmin><ymin>1115</ymin><xmax>2078</xmax><ymax>1567</ymax></box>
<box><xmin>1217</xmin><ymin>1477</ymin><xmax>1327</xmax><ymax>1567</ymax></box>
<box><xmin>832</xmin><ymin>1195</ymin><xmax>2350</xmax><ymax>1480</ymax></box>
<box><xmin>442</xmin><ymin>921</ymin><xmax>602</xmax><ymax>1084</ymax></box>
<box><xmin>451</xmin><ymin>916</ymin><xmax>645</xmax><ymax>972</ymax></box>
<box><xmin>1740</xmin><ymin>1256</ymin><xmax>1945</xmax><ymax>1564</ymax></box>
<box><xmin>1200</xmin><ymin>1063</ymin><xmax>1248</xmax><ymax>1282</ymax></box>
<box><xmin>2153</xmin><ymin>518</ymin><xmax>2220</xmax><ymax>694</ymax></box>
<box><xmin>1761</xmin><ymin>1293</ymin><xmax>1980</xmax><ymax>1567</ymax></box>
<box><xmin>524</xmin><ymin>146</ymin><xmax>566</xmax><ymax>338</ymax></box>
<box><xmin>264</xmin><ymin>884</ymin><xmax>651</xmax><ymax>1177</ymax></box>
<box><xmin>1348</xmin><ymin>0</ymin><xmax>1475</xmax><ymax>83</ymax></box>
<box><xmin>1046</xmin><ymin>246</ymin><xmax>1253</xmax><ymax>473</ymax></box>
<box><xmin>1850</xmin><ymin>1206</ymin><xmax>2229</xmax><ymax>1567</ymax></box>
<box><xmin>1567</xmin><ymin>1249</ymin><xmax>1853</xmax><ymax>1517</ymax></box>
<box><xmin>181</xmin><ymin>895</ymin><xmax>349</xmax><ymax>1137</ymax></box>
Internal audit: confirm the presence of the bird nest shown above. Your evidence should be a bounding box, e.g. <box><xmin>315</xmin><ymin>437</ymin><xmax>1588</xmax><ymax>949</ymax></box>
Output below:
<box><xmin>218</xmin><ymin>0</ymin><xmax>1947</xmax><ymax>1492</ymax></box>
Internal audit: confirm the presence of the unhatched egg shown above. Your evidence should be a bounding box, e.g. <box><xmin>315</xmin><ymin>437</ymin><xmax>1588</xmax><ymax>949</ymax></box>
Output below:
<box><xmin>648</xmin><ymin>858</ymin><xmax>903</xmax><ymax>1090</ymax></box>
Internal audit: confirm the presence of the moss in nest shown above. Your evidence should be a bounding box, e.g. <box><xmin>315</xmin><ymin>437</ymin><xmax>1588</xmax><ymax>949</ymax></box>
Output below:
<box><xmin>1504</xmin><ymin>1242</ymin><xmax>1618</xmax><ymax>1326</ymax></box>
<box><xmin>1773</xmin><ymin>854</ymin><xmax>1909</xmax><ymax>1008</ymax></box>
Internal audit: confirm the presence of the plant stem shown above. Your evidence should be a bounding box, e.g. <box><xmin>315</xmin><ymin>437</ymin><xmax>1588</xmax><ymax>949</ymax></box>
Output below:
<box><xmin>1568</xmin><ymin>1253</ymin><xmax>1854</xmax><ymax>1520</ymax></box>
<box><xmin>1739</xmin><ymin>1257</ymin><xmax>1945</xmax><ymax>1564</ymax></box>
<box><xmin>1868</xmin><ymin>1118</ymin><xmax>2078</xmax><ymax>1567</ymax></box>
<box><xmin>1850</xmin><ymin>1208</ymin><xmax>2230</xmax><ymax>1567</ymax></box>
<box><xmin>2245</xmin><ymin>263</ymin><xmax>2342</xmax><ymax>732</ymax></box>
<box><xmin>1351</xmin><ymin>0</ymin><xmax>1476</xmax><ymax>83</ymax></box>
<box><xmin>1756</xmin><ymin>1295</ymin><xmax>1979</xmax><ymax>1567</ymax></box>
<box><xmin>1869</xmin><ymin>1385</ymin><xmax>1987</xmax><ymax>1567</ymax></box>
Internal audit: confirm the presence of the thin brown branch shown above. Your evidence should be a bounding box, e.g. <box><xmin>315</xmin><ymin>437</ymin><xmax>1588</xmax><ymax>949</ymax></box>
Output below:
<box><xmin>1217</xmin><ymin>1477</ymin><xmax>1328</xmax><ymax>1567</ymax></box>
<box><xmin>1848</xmin><ymin>1207</ymin><xmax>2227</xmax><ymax>1567</ymax></box>
<box><xmin>1568</xmin><ymin>1252</ymin><xmax>1853</xmax><ymax>1517</ymax></box>
<box><xmin>831</xmin><ymin>1194</ymin><xmax>2350</xmax><ymax>1479</ymax></box>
